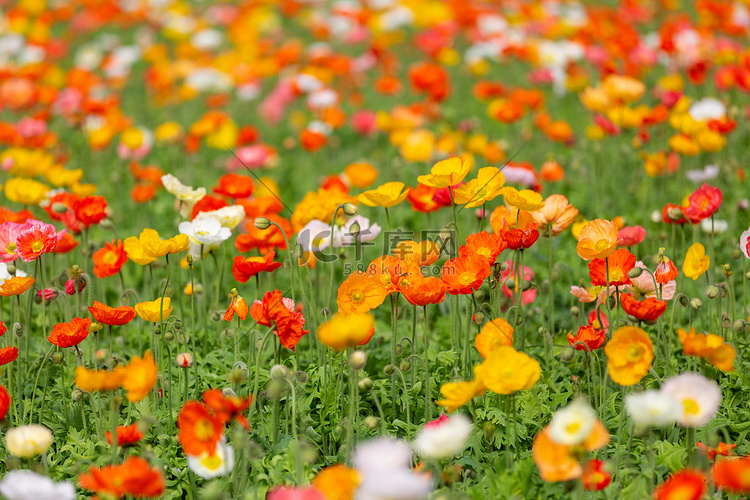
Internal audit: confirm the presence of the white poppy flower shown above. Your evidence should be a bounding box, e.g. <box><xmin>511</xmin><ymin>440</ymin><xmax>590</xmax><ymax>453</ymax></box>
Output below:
<box><xmin>5</xmin><ymin>425</ymin><xmax>53</xmax><ymax>457</ymax></box>
<box><xmin>740</xmin><ymin>227</ymin><xmax>750</xmax><ymax>259</ymax></box>
<box><xmin>0</xmin><ymin>470</ymin><xmax>75</xmax><ymax>500</ymax></box>
<box><xmin>547</xmin><ymin>398</ymin><xmax>597</xmax><ymax>446</ymax></box>
<box><xmin>625</xmin><ymin>390</ymin><xmax>682</xmax><ymax>429</ymax></box>
<box><xmin>356</xmin><ymin>469</ymin><xmax>432</xmax><ymax>500</ymax></box>
<box><xmin>187</xmin><ymin>438</ymin><xmax>235</xmax><ymax>479</ymax></box>
<box><xmin>194</xmin><ymin>205</ymin><xmax>246</xmax><ymax>230</ymax></box>
<box><xmin>354</xmin><ymin>437</ymin><xmax>413</xmax><ymax>473</ymax></box>
<box><xmin>661</xmin><ymin>373</ymin><xmax>721</xmax><ymax>428</ymax></box>
<box><xmin>686</xmin><ymin>164</ymin><xmax>719</xmax><ymax>184</ymax></box>
<box><xmin>413</xmin><ymin>414</ymin><xmax>473</xmax><ymax>460</ymax></box>
<box><xmin>688</xmin><ymin>97</ymin><xmax>726</xmax><ymax>122</ymax></box>
<box><xmin>298</xmin><ymin>220</ymin><xmax>333</xmax><ymax>252</ymax></box>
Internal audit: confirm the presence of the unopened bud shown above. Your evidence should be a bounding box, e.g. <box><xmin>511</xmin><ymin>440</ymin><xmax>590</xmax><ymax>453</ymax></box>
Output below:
<box><xmin>690</xmin><ymin>298</ymin><xmax>702</xmax><ymax>310</ymax></box>
<box><xmin>668</xmin><ymin>207</ymin><xmax>684</xmax><ymax>221</ymax></box>
<box><xmin>175</xmin><ymin>352</ymin><xmax>193</xmax><ymax>368</ymax></box>
<box><xmin>628</xmin><ymin>267</ymin><xmax>643</xmax><ymax>279</ymax></box>
<box><xmin>607</xmin><ymin>295</ymin><xmax>617</xmax><ymax>309</ymax></box>
<box><xmin>473</xmin><ymin>311</ymin><xmax>486</xmax><ymax>325</ymax></box>
<box><xmin>400</xmin><ymin>360</ymin><xmax>411</xmax><ymax>372</ymax></box>
<box><xmin>522</xmin><ymin>280</ymin><xmax>532</xmax><ymax>291</ymax></box>
<box><xmin>342</xmin><ymin>203</ymin><xmax>358</xmax><ymax>216</ymax></box>
<box><xmin>349</xmin><ymin>350</ymin><xmax>367</xmax><ymax>370</ymax></box>
<box><xmin>705</xmin><ymin>284</ymin><xmax>720</xmax><ymax>299</ymax></box>
<box><xmin>6</xmin><ymin>265</ymin><xmax>15</xmax><ymax>275</ymax></box>
<box><xmin>186</xmin><ymin>254</ymin><xmax>193</xmax><ymax>264</ymax></box>
<box><xmin>253</xmin><ymin>217</ymin><xmax>271</xmax><ymax>230</ymax></box>
<box><xmin>52</xmin><ymin>351</ymin><xmax>64</xmax><ymax>364</ymax></box>
<box><xmin>505</xmin><ymin>278</ymin><xmax>516</xmax><ymax>290</ymax></box>
<box><xmin>321</xmin><ymin>307</ymin><xmax>330</xmax><ymax>318</ymax></box>
<box><xmin>473</xmin><ymin>289</ymin><xmax>486</xmax><ymax>301</ymax></box>
<box><xmin>678</xmin><ymin>294</ymin><xmax>689</xmax><ymax>307</ymax></box>
<box><xmin>211</xmin><ymin>311</ymin><xmax>221</xmax><ymax>322</ymax></box>
<box><xmin>270</xmin><ymin>364</ymin><xmax>289</xmax><ymax>380</ymax></box>
<box><xmin>295</xmin><ymin>371</ymin><xmax>308</xmax><ymax>384</ymax></box>
<box><xmin>722</xmin><ymin>313</ymin><xmax>732</xmax><ymax>329</ymax></box>
<box><xmin>292</xmin><ymin>243</ymin><xmax>303</xmax><ymax>259</ymax></box>
<box><xmin>13</xmin><ymin>323</ymin><xmax>22</xmax><ymax>338</ymax></box>
<box><xmin>732</xmin><ymin>249</ymin><xmax>742</xmax><ymax>260</ymax></box>
<box><xmin>99</xmin><ymin>219</ymin><xmax>114</xmax><ymax>230</ymax></box>
<box><xmin>500</xmin><ymin>262</ymin><xmax>509</xmax><ymax>271</ymax></box>
<box><xmin>561</xmin><ymin>346</ymin><xmax>576</xmax><ymax>362</ymax></box>
<box><xmin>349</xmin><ymin>221</ymin><xmax>361</xmax><ymax>239</ymax></box>
<box><xmin>364</xmin><ymin>416</ymin><xmax>379</xmax><ymax>430</ymax></box>
<box><xmin>570</xmin><ymin>306</ymin><xmax>580</xmax><ymax>316</ymax></box>
<box><xmin>71</xmin><ymin>388</ymin><xmax>84</xmax><ymax>401</ymax></box>
<box><xmin>383</xmin><ymin>364</ymin><xmax>395</xmax><ymax>376</ymax></box>
<box><xmin>51</xmin><ymin>202</ymin><xmax>68</xmax><ymax>214</ymax></box>
<box><xmin>89</xmin><ymin>322</ymin><xmax>103</xmax><ymax>333</ymax></box>
<box><xmin>358</xmin><ymin>377</ymin><xmax>372</xmax><ymax>391</ymax></box>
<box><xmin>733</xmin><ymin>319</ymin><xmax>747</xmax><ymax>333</ymax></box>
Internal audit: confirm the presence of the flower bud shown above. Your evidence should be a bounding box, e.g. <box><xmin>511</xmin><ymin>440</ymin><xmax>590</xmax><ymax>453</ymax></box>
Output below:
<box><xmin>500</xmin><ymin>262</ymin><xmax>509</xmax><ymax>271</ymax></box>
<box><xmin>473</xmin><ymin>311</ymin><xmax>486</xmax><ymax>325</ymax></box>
<box><xmin>295</xmin><ymin>371</ymin><xmax>309</xmax><ymax>384</ymax></box>
<box><xmin>383</xmin><ymin>364</ymin><xmax>395</xmax><ymax>376</ymax></box>
<box><xmin>342</xmin><ymin>203</ymin><xmax>358</xmax><ymax>216</ymax></box>
<box><xmin>71</xmin><ymin>388</ymin><xmax>84</xmax><ymax>401</ymax></box>
<box><xmin>186</xmin><ymin>254</ymin><xmax>193</xmax><ymax>264</ymax></box>
<box><xmin>522</xmin><ymin>280</ymin><xmax>532</xmax><ymax>291</ymax></box>
<box><xmin>6</xmin><ymin>265</ymin><xmax>15</xmax><ymax>275</ymax></box>
<box><xmin>13</xmin><ymin>323</ymin><xmax>22</xmax><ymax>338</ymax></box>
<box><xmin>321</xmin><ymin>307</ymin><xmax>330</xmax><ymax>318</ymax></box>
<box><xmin>270</xmin><ymin>364</ymin><xmax>290</xmax><ymax>380</ymax></box>
<box><xmin>399</xmin><ymin>360</ymin><xmax>411</xmax><ymax>372</ymax></box>
<box><xmin>153</xmin><ymin>324</ymin><xmax>161</xmax><ymax>335</ymax></box>
<box><xmin>607</xmin><ymin>295</ymin><xmax>617</xmax><ymax>309</ymax></box>
<box><xmin>176</xmin><ymin>352</ymin><xmax>193</xmax><ymax>368</ymax></box>
<box><xmin>732</xmin><ymin>249</ymin><xmax>742</xmax><ymax>260</ymax></box>
<box><xmin>358</xmin><ymin>377</ymin><xmax>372</xmax><ymax>391</ymax></box>
<box><xmin>733</xmin><ymin>319</ymin><xmax>747</xmax><ymax>333</ymax></box>
<box><xmin>627</xmin><ymin>267</ymin><xmax>643</xmax><ymax>279</ymax></box>
<box><xmin>505</xmin><ymin>278</ymin><xmax>516</xmax><ymax>290</ymax></box>
<box><xmin>569</xmin><ymin>306</ymin><xmax>580</xmax><ymax>316</ymax></box>
<box><xmin>88</xmin><ymin>322</ymin><xmax>103</xmax><ymax>333</ymax></box>
<box><xmin>253</xmin><ymin>217</ymin><xmax>271</xmax><ymax>230</ymax></box>
<box><xmin>99</xmin><ymin>219</ymin><xmax>114</xmax><ymax>230</ymax></box>
<box><xmin>705</xmin><ymin>284</ymin><xmax>720</xmax><ymax>299</ymax></box>
<box><xmin>51</xmin><ymin>202</ymin><xmax>69</xmax><ymax>214</ymax></box>
<box><xmin>689</xmin><ymin>298</ymin><xmax>702</xmax><ymax>310</ymax></box>
<box><xmin>678</xmin><ymin>294</ymin><xmax>689</xmax><ymax>307</ymax></box>
<box><xmin>292</xmin><ymin>243</ymin><xmax>303</xmax><ymax>259</ymax></box>
<box><xmin>560</xmin><ymin>346</ymin><xmax>576</xmax><ymax>362</ymax></box>
<box><xmin>364</xmin><ymin>416</ymin><xmax>379</xmax><ymax>430</ymax></box>
<box><xmin>349</xmin><ymin>221</ymin><xmax>361</xmax><ymax>239</ymax></box>
<box><xmin>211</xmin><ymin>311</ymin><xmax>221</xmax><ymax>322</ymax></box>
<box><xmin>473</xmin><ymin>289</ymin><xmax>486</xmax><ymax>301</ymax></box>
<box><xmin>349</xmin><ymin>350</ymin><xmax>367</xmax><ymax>370</ymax></box>
<box><xmin>667</xmin><ymin>207</ymin><xmax>684</xmax><ymax>221</ymax></box>
<box><xmin>52</xmin><ymin>351</ymin><xmax>64</xmax><ymax>364</ymax></box>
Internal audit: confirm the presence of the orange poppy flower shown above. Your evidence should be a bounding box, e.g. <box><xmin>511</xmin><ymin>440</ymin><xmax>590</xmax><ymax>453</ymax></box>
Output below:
<box><xmin>93</xmin><ymin>240</ymin><xmax>128</xmax><ymax>279</ymax></box>
<box><xmin>655</xmin><ymin>252</ymin><xmax>679</xmax><ymax>284</ymax></box>
<box><xmin>407</xmin><ymin>183</ymin><xmax>441</xmax><ymax>213</ymax></box>
<box><xmin>250</xmin><ymin>290</ymin><xmax>288</xmax><ymax>327</ymax></box>
<box><xmin>79</xmin><ymin>456</ymin><xmax>165</xmax><ymax>498</ymax></box>
<box><xmin>313</xmin><ymin>464</ymin><xmax>361</xmax><ymax>500</ymax></box>
<box><xmin>232</xmin><ymin>252</ymin><xmax>282</xmax><ymax>282</ymax></box>
<box><xmin>121</xmin><ymin>351</ymin><xmax>158</xmax><ymax>403</ymax></box>
<box><xmin>213</xmin><ymin>173</ymin><xmax>254</xmax><ymax>199</ymax></box>
<box><xmin>48</xmin><ymin>317</ymin><xmax>91</xmax><ymax>348</ymax></box>
<box><xmin>0</xmin><ymin>276</ymin><xmax>35</xmax><ymax>297</ymax></box>
<box><xmin>621</xmin><ymin>293</ymin><xmax>667</xmax><ymax>322</ymax></box>
<box><xmin>74</xmin><ymin>195</ymin><xmax>108</xmax><ymax>227</ymax></box>
<box><xmin>567</xmin><ymin>325</ymin><xmax>606</xmax><ymax>352</ymax></box>
<box><xmin>392</xmin><ymin>240</ymin><xmax>441</xmax><ymax>267</ymax></box>
<box><xmin>190</xmin><ymin>195</ymin><xmax>229</xmax><ymax>220</ymax></box>
<box><xmin>460</xmin><ymin>231</ymin><xmax>506</xmax><ymax>264</ymax></box>
<box><xmin>300</xmin><ymin>129</ymin><xmax>327</xmax><ymax>152</ymax></box>
<box><xmin>74</xmin><ymin>365</ymin><xmax>126</xmax><ymax>392</ymax></box>
<box><xmin>88</xmin><ymin>301</ymin><xmax>137</xmax><ymax>326</ymax></box>
<box><xmin>53</xmin><ymin>232</ymin><xmax>79</xmax><ymax>254</ymax></box>
<box><xmin>712</xmin><ymin>456</ymin><xmax>750</xmax><ymax>493</ymax></box>
<box><xmin>588</xmin><ymin>248</ymin><xmax>636</xmax><ymax>287</ymax></box>
<box><xmin>337</xmin><ymin>271</ymin><xmax>388</xmax><ymax>314</ymax></box>
<box><xmin>366</xmin><ymin>255</ymin><xmax>403</xmax><ymax>295</ymax></box>
<box><xmin>178</xmin><ymin>401</ymin><xmax>224</xmax><ymax>456</ymax></box>
<box><xmin>0</xmin><ymin>385</ymin><xmax>8</xmax><ymax>420</ymax></box>
<box><xmin>250</xmin><ymin>290</ymin><xmax>309</xmax><ymax>350</ymax></box>
<box><xmin>441</xmin><ymin>256</ymin><xmax>491</xmax><ymax>295</ymax></box>
<box><xmin>654</xmin><ymin>469</ymin><xmax>706</xmax><ymax>500</ymax></box>
<box><xmin>475</xmin><ymin>317</ymin><xmax>514</xmax><ymax>357</ymax></box>
<box><xmin>401</xmin><ymin>276</ymin><xmax>447</xmax><ymax>306</ymax></box>
<box><xmin>676</xmin><ymin>327</ymin><xmax>735</xmax><ymax>372</ymax></box>
<box><xmin>697</xmin><ymin>442</ymin><xmax>736</xmax><ymax>461</ymax></box>
<box><xmin>223</xmin><ymin>289</ymin><xmax>248</xmax><ymax>321</ymax></box>
<box><xmin>532</xmin><ymin>422</ymin><xmax>610</xmax><ymax>482</ymax></box>
<box><xmin>531</xmin><ymin>194</ymin><xmax>578</xmax><ymax>236</ymax></box>
<box><xmin>106</xmin><ymin>424</ymin><xmax>144</xmax><ymax>446</ymax></box>
<box><xmin>0</xmin><ymin>346</ymin><xmax>18</xmax><ymax>366</ymax></box>
<box><xmin>203</xmin><ymin>389</ymin><xmax>252</xmax><ymax>430</ymax></box>
<box><xmin>576</xmin><ymin>219</ymin><xmax>619</xmax><ymax>261</ymax></box>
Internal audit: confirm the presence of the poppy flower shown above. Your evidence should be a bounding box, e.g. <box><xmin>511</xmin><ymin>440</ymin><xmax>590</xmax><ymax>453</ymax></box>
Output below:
<box><xmin>501</xmin><ymin>223</ymin><xmax>541</xmax><ymax>250</ymax></box>
<box><xmin>682</xmin><ymin>242</ymin><xmax>710</xmax><ymax>280</ymax></box>
<box><xmin>142</xmin><ymin>233</ymin><xmax>190</xmax><ymax>259</ymax></box>
<box><xmin>178</xmin><ymin>401</ymin><xmax>224</xmax><ymax>456</ymax></box>
<box><xmin>190</xmin><ymin>195</ymin><xmax>229</xmax><ymax>220</ymax></box>
<box><xmin>662</xmin><ymin>203</ymin><xmax>688</xmax><ymax>224</ymax></box>
<box><xmin>655</xmin><ymin>251</ymin><xmax>679</xmax><ymax>284</ymax></box>
<box><xmin>475</xmin><ymin>317</ymin><xmax>514</xmax><ymax>357</ymax></box>
<box><xmin>53</xmin><ymin>232</ymin><xmax>79</xmax><ymax>254</ymax></box>
<box><xmin>567</xmin><ymin>325</ymin><xmax>606</xmax><ymax>352</ymax></box>
<box><xmin>47</xmin><ymin>317</ymin><xmax>91</xmax><ymax>348</ymax></box>
<box><xmin>74</xmin><ymin>195</ymin><xmax>108</xmax><ymax>227</ymax></box>
<box><xmin>617</xmin><ymin>226</ymin><xmax>645</xmax><ymax>247</ymax></box>
<box><xmin>317</xmin><ymin>312</ymin><xmax>375</xmax><ymax>351</ymax></box>
<box><xmin>603</xmin><ymin>326</ymin><xmax>653</xmax><ymax>386</ymax></box>
<box><xmin>621</xmin><ymin>293</ymin><xmax>667</xmax><ymax>322</ymax></box>
<box><xmin>92</xmin><ymin>240</ymin><xmax>128</xmax><ymax>279</ymax></box>
<box><xmin>452</xmin><ymin>167</ymin><xmax>505</xmax><ymax>208</ymax></box>
<box><xmin>582</xmin><ymin>460</ymin><xmax>611</xmax><ymax>491</ymax></box>
<box><xmin>0</xmin><ymin>385</ymin><xmax>9</xmax><ymax>420</ymax></box>
<box><xmin>313</xmin><ymin>464</ymin><xmax>360</xmax><ymax>500</ymax></box>
<box><xmin>576</xmin><ymin>219</ymin><xmax>619</xmax><ymax>261</ymax></box>
<box><xmin>460</xmin><ymin>231</ymin><xmax>506</xmax><ymax>264</ymax></box>
<box><xmin>407</xmin><ymin>183</ymin><xmax>441</xmax><ymax>213</ymax></box>
<box><xmin>88</xmin><ymin>301</ymin><xmax>137</xmax><ymax>326</ymax></box>
<box><xmin>75</xmin><ymin>365</ymin><xmax>126</xmax><ymax>392</ymax></box>
<box><xmin>337</xmin><ymin>272</ymin><xmax>388</xmax><ymax>314</ymax></box>
<box><xmin>532</xmin><ymin>420</ymin><xmax>610</xmax><ymax>483</ymax></box>
<box><xmin>697</xmin><ymin>442</ymin><xmax>736</xmax><ymax>461</ymax></box>
<box><xmin>401</xmin><ymin>276</ymin><xmax>447</xmax><ymax>306</ymax></box>
<box><xmin>653</xmin><ymin>469</ymin><xmax>706</xmax><ymax>500</ymax></box>
<box><xmin>436</xmin><ymin>378</ymin><xmax>486</xmax><ymax>413</ymax></box>
<box><xmin>203</xmin><ymin>389</ymin><xmax>252</xmax><ymax>430</ymax></box>
<box><xmin>213</xmin><ymin>173</ymin><xmax>254</xmax><ymax>199</ymax></box>
<box><xmin>231</xmin><ymin>252</ymin><xmax>282</xmax><ymax>282</ymax></box>
<box><xmin>124</xmin><ymin>228</ymin><xmax>160</xmax><ymax>265</ymax></box>
<box><xmin>121</xmin><ymin>351</ymin><xmax>158</xmax><ymax>403</ymax></box>
<box><xmin>135</xmin><ymin>298</ymin><xmax>172</xmax><ymax>323</ymax></box>
<box><xmin>0</xmin><ymin>346</ymin><xmax>18</xmax><ymax>366</ymax></box>
<box><xmin>15</xmin><ymin>223</ymin><xmax>59</xmax><ymax>262</ymax></box>
<box><xmin>441</xmin><ymin>256</ymin><xmax>491</xmax><ymax>295</ymax></box>
<box><xmin>223</xmin><ymin>289</ymin><xmax>248</xmax><ymax>321</ymax></box>
<box><xmin>676</xmin><ymin>327</ymin><xmax>735</xmax><ymax>372</ymax></box>
<box><xmin>588</xmin><ymin>248</ymin><xmax>636</xmax><ymax>287</ymax></box>
<box><xmin>531</xmin><ymin>194</ymin><xmax>578</xmax><ymax>236</ymax></box>
<box><xmin>79</xmin><ymin>456</ymin><xmax>165</xmax><ymax>498</ymax></box>
<box><xmin>418</xmin><ymin>157</ymin><xmax>473</xmax><ymax>189</ymax></box>
<box><xmin>249</xmin><ymin>290</ymin><xmax>289</xmax><ymax>327</ymax></box>
<box><xmin>0</xmin><ymin>276</ymin><xmax>34</xmax><ymax>297</ymax></box>
<box><xmin>106</xmin><ymin>424</ymin><xmax>144</xmax><ymax>447</ymax></box>
<box><xmin>500</xmin><ymin>187</ymin><xmax>545</xmax><ymax>212</ymax></box>
<box><xmin>712</xmin><ymin>456</ymin><xmax>750</xmax><ymax>493</ymax></box>
<box><xmin>358</xmin><ymin>182</ymin><xmax>410</xmax><ymax>208</ymax></box>
<box><xmin>392</xmin><ymin>240</ymin><xmax>442</xmax><ymax>267</ymax></box>
<box><xmin>684</xmin><ymin>183</ymin><xmax>722</xmax><ymax>223</ymax></box>
<box><xmin>250</xmin><ymin>290</ymin><xmax>309</xmax><ymax>350</ymax></box>
<box><xmin>474</xmin><ymin>346</ymin><xmax>540</xmax><ymax>395</ymax></box>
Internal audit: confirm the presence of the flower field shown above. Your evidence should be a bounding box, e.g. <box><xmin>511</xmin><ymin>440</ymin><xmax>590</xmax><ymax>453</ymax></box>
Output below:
<box><xmin>1</xmin><ymin>0</ymin><xmax>750</xmax><ymax>498</ymax></box>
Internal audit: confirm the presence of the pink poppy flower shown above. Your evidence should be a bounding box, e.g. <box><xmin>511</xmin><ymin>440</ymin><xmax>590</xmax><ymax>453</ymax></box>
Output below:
<box><xmin>617</xmin><ymin>225</ymin><xmax>646</xmax><ymax>247</ymax></box>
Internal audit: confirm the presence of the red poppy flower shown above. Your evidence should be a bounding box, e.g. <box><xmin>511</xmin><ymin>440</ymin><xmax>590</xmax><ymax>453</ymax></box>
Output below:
<box><xmin>588</xmin><ymin>248</ymin><xmax>636</xmax><ymax>287</ymax></box>
<box><xmin>712</xmin><ymin>456</ymin><xmax>750</xmax><ymax>493</ymax></box>
<box><xmin>74</xmin><ymin>195</ymin><xmax>108</xmax><ymax>226</ymax></box>
<box><xmin>88</xmin><ymin>301</ymin><xmax>137</xmax><ymax>326</ymax></box>
<box><xmin>407</xmin><ymin>184</ymin><xmax>440</xmax><ymax>213</ymax></box>
<box><xmin>250</xmin><ymin>290</ymin><xmax>309</xmax><ymax>350</ymax></box>
<box><xmin>53</xmin><ymin>232</ymin><xmax>79</xmax><ymax>254</ymax></box>
<box><xmin>203</xmin><ymin>389</ymin><xmax>252</xmax><ymax>430</ymax></box>
<box><xmin>223</xmin><ymin>292</ymin><xmax>248</xmax><ymax>321</ymax></box>
<box><xmin>0</xmin><ymin>385</ymin><xmax>9</xmax><ymax>420</ymax></box>
<box><xmin>190</xmin><ymin>195</ymin><xmax>229</xmax><ymax>220</ymax></box>
<box><xmin>582</xmin><ymin>459</ymin><xmax>611</xmax><ymax>491</ymax></box>
<box><xmin>0</xmin><ymin>321</ymin><xmax>5</xmax><ymax>337</ymax></box>
<box><xmin>106</xmin><ymin>424</ymin><xmax>144</xmax><ymax>446</ymax></box>
<box><xmin>655</xmin><ymin>256</ymin><xmax>679</xmax><ymax>284</ymax></box>
<box><xmin>212</xmin><ymin>173</ymin><xmax>255</xmax><ymax>199</ymax></box>
<box><xmin>621</xmin><ymin>293</ymin><xmax>667</xmax><ymax>322</ymax></box>
<box><xmin>93</xmin><ymin>240</ymin><xmax>128</xmax><ymax>279</ymax></box>
<box><xmin>617</xmin><ymin>226</ymin><xmax>645</xmax><ymax>247</ymax></box>
<box><xmin>567</xmin><ymin>325</ymin><xmax>606</xmax><ymax>352</ymax></box>
<box><xmin>662</xmin><ymin>203</ymin><xmax>688</xmax><ymax>225</ymax></box>
<box><xmin>502</xmin><ymin>223</ymin><xmax>540</xmax><ymax>250</ymax></box>
<box><xmin>15</xmin><ymin>223</ymin><xmax>58</xmax><ymax>262</ymax></box>
<box><xmin>79</xmin><ymin>456</ymin><xmax>165</xmax><ymax>498</ymax></box>
<box><xmin>47</xmin><ymin>317</ymin><xmax>91</xmax><ymax>348</ymax></box>
<box><xmin>684</xmin><ymin>183</ymin><xmax>722</xmax><ymax>224</ymax></box>
<box><xmin>697</xmin><ymin>442</ymin><xmax>736</xmax><ymax>461</ymax></box>
<box><xmin>232</xmin><ymin>252</ymin><xmax>282</xmax><ymax>282</ymax></box>
<box><xmin>0</xmin><ymin>346</ymin><xmax>18</xmax><ymax>365</ymax></box>
<box><xmin>654</xmin><ymin>469</ymin><xmax>706</xmax><ymax>500</ymax></box>
<box><xmin>177</xmin><ymin>401</ymin><xmax>224</xmax><ymax>456</ymax></box>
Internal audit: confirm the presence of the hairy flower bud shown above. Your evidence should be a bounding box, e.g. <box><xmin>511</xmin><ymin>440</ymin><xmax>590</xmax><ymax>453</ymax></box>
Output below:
<box><xmin>349</xmin><ymin>350</ymin><xmax>367</xmax><ymax>370</ymax></box>
<box><xmin>253</xmin><ymin>217</ymin><xmax>271</xmax><ymax>230</ymax></box>
<box><xmin>342</xmin><ymin>203</ymin><xmax>358</xmax><ymax>216</ymax></box>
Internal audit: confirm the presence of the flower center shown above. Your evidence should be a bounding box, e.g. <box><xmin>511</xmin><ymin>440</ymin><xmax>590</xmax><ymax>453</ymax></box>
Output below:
<box><xmin>200</xmin><ymin>452</ymin><xmax>223</xmax><ymax>471</ymax></box>
<box><xmin>566</xmin><ymin>421</ymin><xmax>582</xmax><ymax>435</ymax></box>
<box><xmin>626</xmin><ymin>345</ymin><xmax>643</xmax><ymax>361</ymax></box>
<box><xmin>459</xmin><ymin>272</ymin><xmax>476</xmax><ymax>286</ymax></box>
<box><xmin>683</xmin><ymin>398</ymin><xmax>700</xmax><ymax>416</ymax></box>
<box><xmin>595</xmin><ymin>240</ymin><xmax>610</xmax><ymax>252</ymax></box>
<box><xmin>195</xmin><ymin>419</ymin><xmax>214</xmax><ymax>441</ymax></box>
<box><xmin>30</xmin><ymin>240</ymin><xmax>44</xmax><ymax>253</ymax></box>
<box><xmin>476</xmin><ymin>247</ymin><xmax>491</xmax><ymax>258</ymax></box>
<box><xmin>350</xmin><ymin>290</ymin><xmax>365</xmax><ymax>303</ymax></box>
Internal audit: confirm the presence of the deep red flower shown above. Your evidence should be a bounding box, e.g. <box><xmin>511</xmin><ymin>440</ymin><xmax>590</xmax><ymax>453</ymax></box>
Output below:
<box><xmin>567</xmin><ymin>325</ymin><xmax>606</xmax><ymax>352</ymax></box>
<box><xmin>501</xmin><ymin>223</ymin><xmax>540</xmax><ymax>250</ymax></box>
<box><xmin>232</xmin><ymin>252</ymin><xmax>282</xmax><ymax>282</ymax></box>
<box><xmin>684</xmin><ymin>183</ymin><xmax>722</xmax><ymax>224</ymax></box>
<box><xmin>190</xmin><ymin>195</ymin><xmax>228</xmax><ymax>220</ymax></box>
<box><xmin>47</xmin><ymin>317</ymin><xmax>91</xmax><ymax>348</ymax></box>
<box><xmin>0</xmin><ymin>346</ymin><xmax>18</xmax><ymax>366</ymax></box>
<box><xmin>582</xmin><ymin>459</ymin><xmax>611</xmax><ymax>491</ymax></box>
<box><xmin>621</xmin><ymin>293</ymin><xmax>667</xmax><ymax>322</ymax></box>
<box><xmin>213</xmin><ymin>173</ymin><xmax>255</xmax><ymax>198</ymax></box>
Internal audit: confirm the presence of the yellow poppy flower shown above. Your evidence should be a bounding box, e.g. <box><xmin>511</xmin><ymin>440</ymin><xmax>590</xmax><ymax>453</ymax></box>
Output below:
<box><xmin>576</xmin><ymin>219</ymin><xmax>619</xmax><ymax>261</ymax></box>
<box><xmin>500</xmin><ymin>186</ymin><xmax>545</xmax><ymax>212</ymax></box>
<box><xmin>135</xmin><ymin>298</ymin><xmax>173</xmax><ymax>323</ymax></box>
<box><xmin>357</xmin><ymin>182</ymin><xmax>409</xmax><ymax>208</ymax></box>
<box><xmin>4</xmin><ymin>177</ymin><xmax>50</xmax><ymax>206</ymax></box>
<box><xmin>124</xmin><ymin>228</ymin><xmax>161</xmax><ymax>265</ymax></box>
<box><xmin>435</xmin><ymin>378</ymin><xmax>486</xmax><ymax>412</ymax></box>
<box><xmin>317</xmin><ymin>312</ymin><xmax>375</xmax><ymax>351</ymax></box>
<box><xmin>453</xmin><ymin>167</ymin><xmax>506</xmax><ymax>208</ymax></box>
<box><xmin>475</xmin><ymin>317</ymin><xmax>514</xmax><ymax>358</ymax></box>
<box><xmin>417</xmin><ymin>157</ymin><xmax>473</xmax><ymax>189</ymax></box>
<box><xmin>121</xmin><ymin>351</ymin><xmax>158</xmax><ymax>403</ymax></box>
<box><xmin>677</xmin><ymin>327</ymin><xmax>735</xmax><ymax>372</ymax></box>
<box><xmin>603</xmin><ymin>326</ymin><xmax>653</xmax><ymax>386</ymax></box>
<box><xmin>142</xmin><ymin>234</ymin><xmax>190</xmax><ymax>258</ymax></box>
<box><xmin>682</xmin><ymin>242</ymin><xmax>710</xmax><ymax>280</ymax></box>
<box><xmin>474</xmin><ymin>346</ymin><xmax>540</xmax><ymax>394</ymax></box>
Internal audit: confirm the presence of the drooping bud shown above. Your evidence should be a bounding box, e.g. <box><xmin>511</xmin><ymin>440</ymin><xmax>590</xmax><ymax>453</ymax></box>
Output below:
<box><xmin>176</xmin><ymin>352</ymin><xmax>193</xmax><ymax>368</ymax></box>
<box><xmin>349</xmin><ymin>350</ymin><xmax>367</xmax><ymax>370</ymax></box>
<box><xmin>253</xmin><ymin>217</ymin><xmax>271</xmax><ymax>230</ymax></box>
<box><xmin>690</xmin><ymin>298</ymin><xmax>702</xmax><ymax>310</ymax></box>
<box><xmin>560</xmin><ymin>346</ymin><xmax>576</xmax><ymax>362</ymax></box>
<box><xmin>342</xmin><ymin>203</ymin><xmax>358</xmax><ymax>216</ymax></box>
<box><xmin>270</xmin><ymin>364</ymin><xmax>290</xmax><ymax>380</ymax></box>
<box><xmin>733</xmin><ymin>319</ymin><xmax>747</xmax><ymax>333</ymax></box>
<box><xmin>628</xmin><ymin>267</ymin><xmax>643</xmax><ymax>279</ymax></box>
<box><xmin>705</xmin><ymin>284</ymin><xmax>720</xmax><ymax>299</ymax></box>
